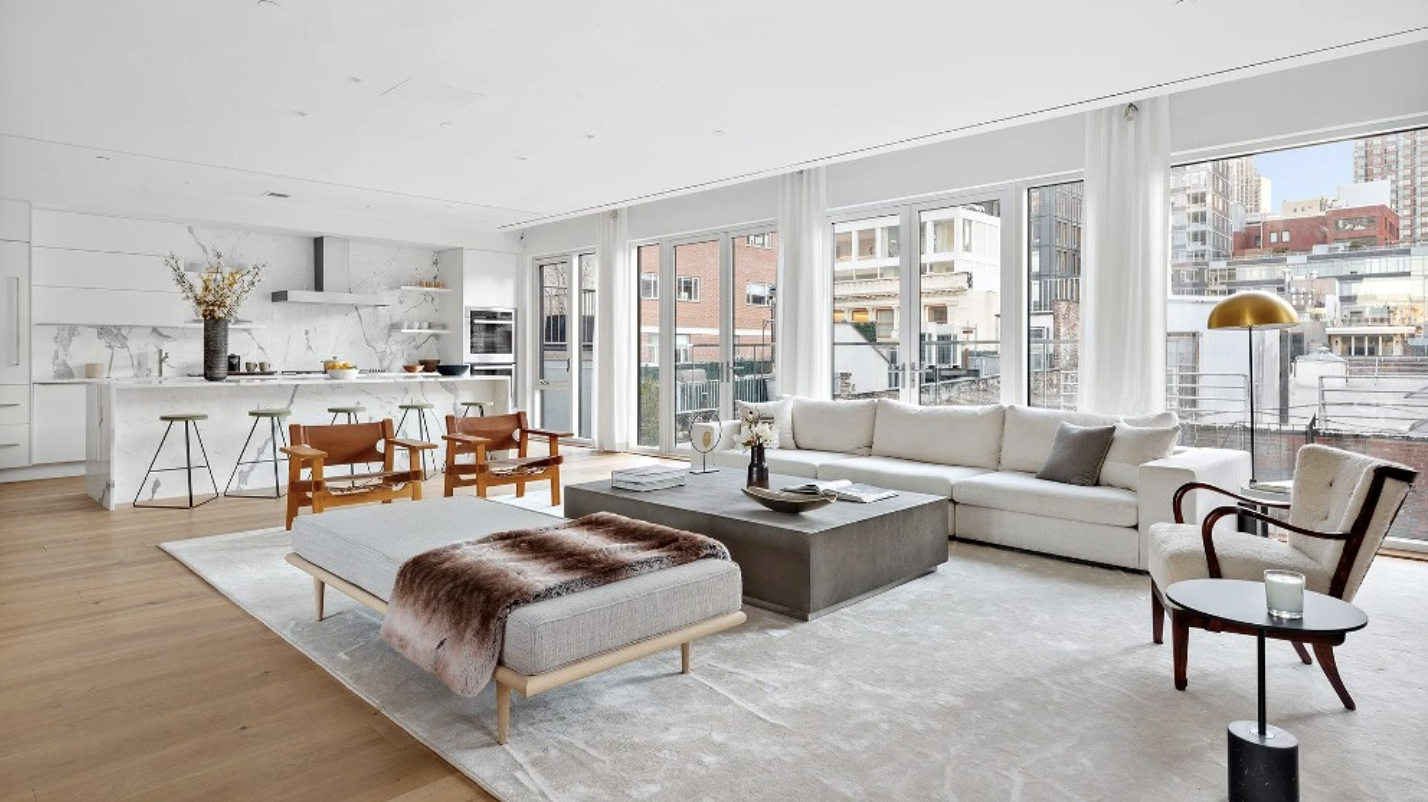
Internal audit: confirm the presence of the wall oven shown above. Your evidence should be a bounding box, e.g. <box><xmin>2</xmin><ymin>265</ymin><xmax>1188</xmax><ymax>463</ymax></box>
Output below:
<box><xmin>465</xmin><ymin>307</ymin><xmax>516</xmax><ymax>365</ymax></box>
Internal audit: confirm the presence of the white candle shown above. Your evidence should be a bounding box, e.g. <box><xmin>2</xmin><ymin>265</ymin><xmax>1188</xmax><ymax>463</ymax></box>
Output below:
<box><xmin>1264</xmin><ymin>570</ymin><xmax>1306</xmax><ymax>619</ymax></box>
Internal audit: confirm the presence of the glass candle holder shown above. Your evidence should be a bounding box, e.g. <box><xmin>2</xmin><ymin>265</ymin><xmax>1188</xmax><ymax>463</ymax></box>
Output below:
<box><xmin>1264</xmin><ymin>570</ymin><xmax>1306</xmax><ymax>620</ymax></box>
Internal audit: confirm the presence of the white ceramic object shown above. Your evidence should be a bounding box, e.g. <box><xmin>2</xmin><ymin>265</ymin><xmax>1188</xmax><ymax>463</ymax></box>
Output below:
<box><xmin>326</xmin><ymin>368</ymin><xmax>359</xmax><ymax>380</ymax></box>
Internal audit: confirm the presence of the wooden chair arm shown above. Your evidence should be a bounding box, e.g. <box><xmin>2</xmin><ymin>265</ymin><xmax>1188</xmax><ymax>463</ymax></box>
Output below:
<box><xmin>389</xmin><ymin>438</ymin><xmax>437</xmax><ymax>451</ymax></box>
<box><xmin>281</xmin><ymin>444</ymin><xmax>327</xmax><ymax>460</ymax></box>
<box><xmin>526</xmin><ymin>428</ymin><xmax>573</xmax><ymax>439</ymax></box>
<box><xmin>1197</xmin><ymin>505</ymin><xmax>1350</xmax><ymax>579</ymax></box>
<box><xmin>443</xmin><ymin>433</ymin><xmax>491</xmax><ymax>445</ymax></box>
<box><xmin>1173</xmin><ymin>481</ymin><xmax>1291</xmax><ymax>524</ymax></box>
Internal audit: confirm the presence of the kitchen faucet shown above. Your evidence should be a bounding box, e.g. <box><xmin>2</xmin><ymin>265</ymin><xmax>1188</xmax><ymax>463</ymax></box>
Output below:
<box><xmin>157</xmin><ymin>348</ymin><xmax>170</xmax><ymax>377</ymax></box>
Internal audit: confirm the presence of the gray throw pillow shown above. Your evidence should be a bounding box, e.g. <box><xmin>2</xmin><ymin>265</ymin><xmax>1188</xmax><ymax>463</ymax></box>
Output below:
<box><xmin>1035</xmin><ymin>421</ymin><xmax>1117</xmax><ymax>486</ymax></box>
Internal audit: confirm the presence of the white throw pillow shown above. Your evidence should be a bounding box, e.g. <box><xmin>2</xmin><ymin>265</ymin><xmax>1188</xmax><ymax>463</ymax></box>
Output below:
<box><xmin>1000</xmin><ymin>406</ymin><xmax>1177</xmax><ymax>474</ymax></box>
<box><xmin>1099</xmin><ymin>422</ymin><xmax>1181</xmax><ymax>491</ymax></box>
<box><xmin>790</xmin><ymin>397</ymin><xmax>878</xmax><ymax>455</ymax></box>
<box><xmin>735</xmin><ymin>398</ymin><xmax>795</xmax><ymax>450</ymax></box>
<box><xmin>871</xmin><ymin>399</ymin><xmax>1004</xmax><ymax>470</ymax></box>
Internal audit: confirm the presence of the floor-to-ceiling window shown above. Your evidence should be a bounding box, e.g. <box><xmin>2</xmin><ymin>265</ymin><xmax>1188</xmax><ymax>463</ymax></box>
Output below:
<box><xmin>832</xmin><ymin>193</ymin><xmax>1006</xmax><ymax>406</ymax></box>
<box><xmin>634</xmin><ymin>226</ymin><xmax>777</xmax><ymax>454</ymax></box>
<box><xmin>577</xmin><ymin>252</ymin><xmax>596</xmax><ymax>440</ymax></box>
<box><xmin>534</xmin><ymin>251</ymin><xmax>596</xmax><ymax>439</ymax></box>
<box><xmin>1026</xmin><ymin>181</ymin><xmax>1084</xmax><ymax>409</ymax></box>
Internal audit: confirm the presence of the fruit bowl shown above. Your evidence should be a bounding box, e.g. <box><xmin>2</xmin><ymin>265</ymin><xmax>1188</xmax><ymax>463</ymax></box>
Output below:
<box><xmin>436</xmin><ymin>364</ymin><xmax>470</xmax><ymax>377</ymax></box>
<box><xmin>327</xmin><ymin>368</ymin><xmax>359</xmax><ymax>380</ymax></box>
<box><xmin>741</xmin><ymin>486</ymin><xmax>835</xmax><ymax>514</ymax></box>
<box><xmin>418</xmin><ymin>358</ymin><xmax>440</xmax><ymax>373</ymax></box>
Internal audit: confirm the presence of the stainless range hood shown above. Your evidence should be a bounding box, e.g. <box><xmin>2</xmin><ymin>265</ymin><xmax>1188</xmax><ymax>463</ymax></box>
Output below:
<box><xmin>271</xmin><ymin>237</ymin><xmax>392</xmax><ymax>306</ymax></box>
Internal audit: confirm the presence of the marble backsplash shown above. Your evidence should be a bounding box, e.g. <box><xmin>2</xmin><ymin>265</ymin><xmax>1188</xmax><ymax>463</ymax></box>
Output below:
<box><xmin>35</xmin><ymin>227</ymin><xmax>451</xmax><ymax>379</ymax></box>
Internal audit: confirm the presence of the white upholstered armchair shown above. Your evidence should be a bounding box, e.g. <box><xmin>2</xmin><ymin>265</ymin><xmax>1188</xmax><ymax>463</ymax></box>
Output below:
<box><xmin>1147</xmin><ymin>444</ymin><xmax>1417</xmax><ymax>709</ymax></box>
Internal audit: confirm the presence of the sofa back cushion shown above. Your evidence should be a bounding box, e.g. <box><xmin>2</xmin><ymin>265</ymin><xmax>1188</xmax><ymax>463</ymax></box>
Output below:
<box><xmin>790</xmin><ymin>397</ymin><xmax>878</xmax><ymax>454</ymax></box>
<box><xmin>1000</xmin><ymin>406</ymin><xmax>1177</xmax><ymax>474</ymax></box>
<box><xmin>871</xmin><ymin>399</ymin><xmax>1004</xmax><ymax>469</ymax></box>
<box><xmin>1098</xmin><ymin>422</ymin><xmax>1181</xmax><ymax>491</ymax></box>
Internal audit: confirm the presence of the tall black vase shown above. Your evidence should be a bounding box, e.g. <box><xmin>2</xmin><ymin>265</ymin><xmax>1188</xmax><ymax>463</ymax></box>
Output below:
<box><xmin>203</xmin><ymin>318</ymin><xmax>230</xmax><ymax>382</ymax></box>
<box><xmin>746</xmin><ymin>444</ymin><xmax>769</xmax><ymax>489</ymax></box>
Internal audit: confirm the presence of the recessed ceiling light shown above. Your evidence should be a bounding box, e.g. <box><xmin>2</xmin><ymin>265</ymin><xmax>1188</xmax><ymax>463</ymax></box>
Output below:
<box><xmin>712</xmin><ymin>130</ymin><xmax>726</xmax><ymax>136</ymax></box>
<box><xmin>584</xmin><ymin>134</ymin><xmax>596</xmax><ymax>140</ymax></box>
<box><xmin>439</xmin><ymin>121</ymin><xmax>458</xmax><ymax>128</ymax></box>
<box><xmin>264</xmin><ymin>191</ymin><xmax>291</xmax><ymax>199</ymax></box>
<box><xmin>347</xmin><ymin>76</ymin><xmax>363</xmax><ymax>84</ymax></box>
<box><xmin>443</xmin><ymin>204</ymin><xmax>453</xmax><ymax>209</ymax></box>
<box><xmin>94</xmin><ymin>155</ymin><xmax>110</xmax><ymax>161</ymax></box>
<box><xmin>516</xmin><ymin>156</ymin><xmax>528</xmax><ymax>162</ymax></box>
<box><xmin>293</xmin><ymin>110</ymin><xmax>309</xmax><ymax>118</ymax></box>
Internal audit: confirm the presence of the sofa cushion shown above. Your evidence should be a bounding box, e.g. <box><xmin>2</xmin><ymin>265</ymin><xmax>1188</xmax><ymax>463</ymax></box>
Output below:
<box><xmin>736</xmin><ymin>397</ymin><xmax>795</xmax><ymax>449</ymax></box>
<box><xmin>816</xmin><ymin>455</ymin><xmax>992</xmax><ymax>498</ymax></box>
<box><xmin>952</xmin><ymin>470</ymin><xmax>1139</xmax><ymax>527</ymax></box>
<box><xmin>790</xmin><ymin>397</ymin><xmax>878</xmax><ymax>455</ymax></box>
<box><xmin>1036</xmin><ymin>422</ymin><xmax>1116</xmax><ymax>486</ymax></box>
<box><xmin>871</xmin><ymin>400</ymin><xmax>1004</xmax><ymax>470</ymax></box>
<box><xmin>1148</xmin><ymin>522</ymin><xmax>1330</xmax><ymax>595</ymax></box>
<box><xmin>1100</xmin><ymin>422</ymin><xmax>1180</xmax><ymax>491</ymax></box>
<box><xmin>1000</xmin><ymin>406</ymin><xmax>1177</xmax><ymax>474</ymax></box>
<box><xmin>710</xmin><ymin>446</ymin><xmax>858</xmax><ymax>479</ymax></box>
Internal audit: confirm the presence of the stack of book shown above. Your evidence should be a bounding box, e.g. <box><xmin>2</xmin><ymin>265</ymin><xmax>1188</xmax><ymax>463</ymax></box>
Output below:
<box><xmin>611</xmin><ymin>466</ymin><xmax>687</xmax><ymax>492</ymax></box>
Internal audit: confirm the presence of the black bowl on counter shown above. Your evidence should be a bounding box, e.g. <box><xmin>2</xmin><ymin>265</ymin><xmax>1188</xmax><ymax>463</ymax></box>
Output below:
<box><xmin>435</xmin><ymin>364</ymin><xmax>470</xmax><ymax>376</ymax></box>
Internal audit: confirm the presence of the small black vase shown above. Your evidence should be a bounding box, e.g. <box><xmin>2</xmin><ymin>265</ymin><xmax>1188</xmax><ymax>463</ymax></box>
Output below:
<box><xmin>203</xmin><ymin>318</ymin><xmax>230</xmax><ymax>381</ymax></box>
<box><xmin>746</xmin><ymin>444</ymin><xmax>769</xmax><ymax>489</ymax></box>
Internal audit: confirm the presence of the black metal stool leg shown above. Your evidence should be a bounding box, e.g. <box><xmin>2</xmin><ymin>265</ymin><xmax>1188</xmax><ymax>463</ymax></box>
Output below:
<box><xmin>191</xmin><ymin>422</ymin><xmax>218</xmax><ymax>506</ymax></box>
<box><xmin>133</xmin><ymin>421</ymin><xmax>176</xmax><ymax>505</ymax></box>
<box><xmin>271</xmin><ymin>417</ymin><xmax>285</xmax><ymax>497</ymax></box>
<box><xmin>224</xmin><ymin>417</ymin><xmax>262</xmax><ymax>496</ymax></box>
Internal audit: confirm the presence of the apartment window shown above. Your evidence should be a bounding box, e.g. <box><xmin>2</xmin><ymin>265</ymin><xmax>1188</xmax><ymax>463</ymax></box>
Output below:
<box><xmin>640</xmin><ymin>273</ymin><xmax>658</xmax><ymax>299</ymax></box>
<box><xmin>832</xmin><ymin>309</ymin><xmax>846</xmax><ymax>323</ymax></box>
<box><xmin>926</xmin><ymin>305</ymin><xmax>948</xmax><ymax>324</ymax></box>
<box><xmin>745</xmin><ymin>233</ymin><xmax>772</xmax><ymax>249</ymax></box>
<box><xmin>874</xmin><ymin>308</ymin><xmax>895</xmax><ymax>340</ymax></box>
<box><xmin>1028</xmin><ymin>181</ymin><xmax>1085</xmax><ymax>410</ymax></box>
<box><xmin>1269</xmin><ymin>232</ymin><xmax>1279</xmax><ymax>244</ymax></box>
<box><xmin>1282</xmin><ymin>230</ymin><xmax>1291</xmax><ymax>243</ymax></box>
<box><xmin>745</xmin><ymin>282</ymin><xmax>772</xmax><ymax>306</ymax></box>
<box><xmin>676</xmin><ymin>276</ymin><xmax>700</xmax><ymax>302</ymax></box>
<box><xmin>962</xmin><ymin>219</ymin><xmax>974</xmax><ymax>252</ymax></box>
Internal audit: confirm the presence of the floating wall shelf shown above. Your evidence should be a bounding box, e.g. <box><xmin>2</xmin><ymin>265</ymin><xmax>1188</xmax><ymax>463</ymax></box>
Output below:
<box><xmin>270</xmin><ymin>289</ymin><xmax>393</xmax><ymax>307</ymax></box>
<box><xmin>396</xmin><ymin>285</ymin><xmax>452</xmax><ymax>293</ymax></box>
<box><xmin>389</xmin><ymin>325</ymin><xmax>451</xmax><ymax>335</ymax></box>
<box><xmin>180</xmin><ymin>319</ymin><xmax>265</xmax><ymax>330</ymax></box>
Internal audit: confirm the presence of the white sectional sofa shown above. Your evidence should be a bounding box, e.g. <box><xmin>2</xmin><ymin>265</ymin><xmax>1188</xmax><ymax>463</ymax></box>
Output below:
<box><xmin>699</xmin><ymin>398</ymin><xmax>1250</xmax><ymax>570</ymax></box>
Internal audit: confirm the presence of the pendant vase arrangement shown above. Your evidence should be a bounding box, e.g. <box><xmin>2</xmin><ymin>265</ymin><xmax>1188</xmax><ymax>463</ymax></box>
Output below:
<box><xmin>746</xmin><ymin>444</ymin><xmax>770</xmax><ymax>489</ymax></box>
<box><xmin>203</xmin><ymin>318</ymin><xmax>230</xmax><ymax>382</ymax></box>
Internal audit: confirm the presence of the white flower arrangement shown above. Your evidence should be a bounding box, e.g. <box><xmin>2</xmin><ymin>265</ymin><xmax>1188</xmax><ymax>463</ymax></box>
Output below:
<box><xmin>735</xmin><ymin>407</ymin><xmax>778</xmax><ymax>449</ymax></box>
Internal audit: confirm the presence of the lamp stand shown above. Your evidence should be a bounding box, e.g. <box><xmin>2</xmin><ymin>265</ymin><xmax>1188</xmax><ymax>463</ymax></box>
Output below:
<box><xmin>1247</xmin><ymin>329</ymin><xmax>1257</xmax><ymax>485</ymax></box>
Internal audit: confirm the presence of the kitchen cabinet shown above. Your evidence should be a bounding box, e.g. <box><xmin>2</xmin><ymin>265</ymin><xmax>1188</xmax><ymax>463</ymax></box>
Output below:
<box><xmin>31</xmin><ymin>383</ymin><xmax>87</xmax><ymax>464</ymax></box>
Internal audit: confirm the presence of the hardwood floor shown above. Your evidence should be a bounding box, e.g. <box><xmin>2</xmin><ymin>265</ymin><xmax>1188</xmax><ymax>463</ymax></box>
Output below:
<box><xmin>0</xmin><ymin>447</ymin><xmax>676</xmax><ymax>801</ymax></box>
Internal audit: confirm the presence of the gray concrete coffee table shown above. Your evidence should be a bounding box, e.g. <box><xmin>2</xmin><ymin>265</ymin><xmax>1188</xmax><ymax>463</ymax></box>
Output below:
<box><xmin>565</xmin><ymin>470</ymin><xmax>948</xmax><ymax>619</ymax></box>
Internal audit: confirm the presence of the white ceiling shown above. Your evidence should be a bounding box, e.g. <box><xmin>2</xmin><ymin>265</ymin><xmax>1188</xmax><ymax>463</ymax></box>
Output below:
<box><xmin>2</xmin><ymin>0</ymin><xmax>1426</xmax><ymax>246</ymax></box>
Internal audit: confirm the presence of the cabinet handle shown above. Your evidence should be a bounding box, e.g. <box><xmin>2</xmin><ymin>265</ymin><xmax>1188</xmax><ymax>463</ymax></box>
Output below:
<box><xmin>0</xmin><ymin>403</ymin><xmax>19</xmax><ymax>407</ymax></box>
<box><xmin>0</xmin><ymin>443</ymin><xmax>18</xmax><ymax>448</ymax></box>
<box><xmin>7</xmin><ymin>276</ymin><xmax>19</xmax><ymax>367</ymax></box>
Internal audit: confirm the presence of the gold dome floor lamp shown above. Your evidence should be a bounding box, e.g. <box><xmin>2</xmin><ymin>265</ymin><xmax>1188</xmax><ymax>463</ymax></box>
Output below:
<box><xmin>1207</xmin><ymin>291</ymin><xmax>1300</xmax><ymax>484</ymax></box>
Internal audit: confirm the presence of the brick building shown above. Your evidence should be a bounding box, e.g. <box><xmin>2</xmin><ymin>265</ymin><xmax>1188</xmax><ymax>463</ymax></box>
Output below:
<box><xmin>1231</xmin><ymin>203</ymin><xmax>1400</xmax><ymax>255</ymax></box>
<box><xmin>636</xmin><ymin>234</ymin><xmax>777</xmax><ymax>366</ymax></box>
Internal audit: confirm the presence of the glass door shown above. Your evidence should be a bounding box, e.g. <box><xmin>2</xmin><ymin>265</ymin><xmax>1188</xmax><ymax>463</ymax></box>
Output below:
<box><xmin>577</xmin><ymin>253</ymin><xmax>596</xmax><ymax>440</ymax></box>
<box><xmin>535</xmin><ymin>258</ymin><xmax>573</xmax><ymax>432</ymax></box>
<box><xmin>636</xmin><ymin>244</ymin><xmax>662</xmax><ymax>449</ymax></box>
<box><xmin>732</xmin><ymin>230</ymin><xmax>778</xmax><ymax>406</ymax></box>
<box><xmin>672</xmin><ymin>237</ymin><xmax>725</xmax><ymax>449</ymax></box>
<box><xmin>831</xmin><ymin>214</ymin><xmax>907</xmax><ymax>400</ymax></box>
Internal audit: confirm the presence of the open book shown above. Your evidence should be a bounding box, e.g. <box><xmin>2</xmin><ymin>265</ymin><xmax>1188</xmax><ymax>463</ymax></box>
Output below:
<box><xmin>780</xmin><ymin>479</ymin><xmax>898</xmax><ymax>504</ymax></box>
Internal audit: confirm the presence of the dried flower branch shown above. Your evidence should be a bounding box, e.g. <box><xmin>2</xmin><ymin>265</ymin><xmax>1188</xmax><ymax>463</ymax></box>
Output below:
<box><xmin>166</xmin><ymin>250</ymin><xmax>265</xmax><ymax>319</ymax></box>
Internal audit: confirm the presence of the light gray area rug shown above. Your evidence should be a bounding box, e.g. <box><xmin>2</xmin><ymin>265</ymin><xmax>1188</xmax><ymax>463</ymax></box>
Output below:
<box><xmin>160</xmin><ymin>530</ymin><xmax>1428</xmax><ymax>802</ymax></box>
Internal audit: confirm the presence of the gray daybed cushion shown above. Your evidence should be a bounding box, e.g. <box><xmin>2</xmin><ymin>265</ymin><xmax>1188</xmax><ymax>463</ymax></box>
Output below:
<box><xmin>291</xmin><ymin>497</ymin><xmax>743</xmax><ymax>676</ymax></box>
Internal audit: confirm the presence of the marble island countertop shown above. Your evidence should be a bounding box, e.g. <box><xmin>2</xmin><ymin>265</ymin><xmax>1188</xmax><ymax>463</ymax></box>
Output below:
<box><xmin>104</xmin><ymin>373</ymin><xmax>503</xmax><ymax>388</ymax></box>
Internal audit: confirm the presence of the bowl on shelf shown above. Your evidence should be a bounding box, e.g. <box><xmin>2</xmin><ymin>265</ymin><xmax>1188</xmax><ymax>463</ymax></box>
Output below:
<box><xmin>418</xmin><ymin>358</ymin><xmax>440</xmax><ymax>373</ymax></box>
<box><xmin>741</xmin><ymin>486</ymin><xmax>835</xmax><ymax>514</ymax></box>
<box><xmin>326</xmin><ymin>368</ymin><xmax>359</xmax><ymax>380</ymax></box>
<box><xmin>402</xmin><ymin>364</ymin><xmax>422</xmax><ymax>373</ymax></box>
<box><xmin>436</xmin><ymin>364</ymin><xmax>470</xmax><ymax>377</ymax></box>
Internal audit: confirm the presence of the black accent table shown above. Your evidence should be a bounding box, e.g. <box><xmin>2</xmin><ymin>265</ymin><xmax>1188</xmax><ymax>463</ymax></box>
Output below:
<box><xmin>1166</xmin><ymin>579</ymin><xmax>1367</xmax><ymax>802</ymax></box>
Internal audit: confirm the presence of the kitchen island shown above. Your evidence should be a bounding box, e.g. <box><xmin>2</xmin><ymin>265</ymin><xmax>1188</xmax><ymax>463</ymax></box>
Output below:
<box><xmin>87</xmin><ymin>373</ymin><xmax>508</xmax><ymax>509</ymax></box>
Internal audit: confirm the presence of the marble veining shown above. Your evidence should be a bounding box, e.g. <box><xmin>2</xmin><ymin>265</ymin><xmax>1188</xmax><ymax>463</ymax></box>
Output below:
<box><xmin>36</xmin><ymin>226</ymin><xmax>448</xmax><ymax>379</ymax></box>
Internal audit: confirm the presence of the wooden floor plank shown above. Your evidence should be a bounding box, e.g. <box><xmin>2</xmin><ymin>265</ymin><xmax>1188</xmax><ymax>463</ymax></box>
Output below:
<box><xmin>0</xmin><ymin>448</ymin><xmax>674</xmax><ymax>801</ymax></box>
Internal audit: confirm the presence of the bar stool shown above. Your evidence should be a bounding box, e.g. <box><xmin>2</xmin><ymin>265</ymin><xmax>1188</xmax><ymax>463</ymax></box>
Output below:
<box><xmin>396</xmin><ymin>401</ymin><xmax>443</xmax><ymax>479</ymax></box>
<box><xmin>459</xmin><ymin>401</ymin><xmax>487</xmax><ymax>417</ymax></box>
<box><xmin>224</xmin><ymin>408</ymin><xmax>291</xmax><ymax>499</ymax></box>
<box><xmin>133</xmin><ymin>413</ymin><xmax>218</xmax><ymax>509</ymax></box>
<box><xmin>328</xmin><ymin>405</ymin><xmax>366</xmax><ymax>424</ymax></box>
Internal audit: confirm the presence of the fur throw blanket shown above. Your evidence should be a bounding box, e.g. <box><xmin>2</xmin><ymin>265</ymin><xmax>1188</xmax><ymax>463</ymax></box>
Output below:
<box><xmin>379</xmin><ymin>512</ymin><xmax>731</xmax><ymax>696</ymax></box>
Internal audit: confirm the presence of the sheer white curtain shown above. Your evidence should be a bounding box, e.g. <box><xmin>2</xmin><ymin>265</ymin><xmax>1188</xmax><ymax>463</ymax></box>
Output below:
<box><xmin>775</xmin><ymin>168</ymin><xmax>831</xmax><ymax>399</ymax></box>
<box><xmin>1080</xmin><ymin>98</ymin><xmax>1170</xmax><ymax>415</ymax></box>
<box><xmin>594</xmin><ymin>208</ymin><xmax>632</xmax><ymax>451</ymax></box>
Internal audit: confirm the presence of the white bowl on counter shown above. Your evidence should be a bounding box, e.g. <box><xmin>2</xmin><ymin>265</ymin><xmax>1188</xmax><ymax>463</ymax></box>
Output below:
<box><xmin>326</xmin><ymin>368</ymin><xmax>359</xmax><ymax>380</ymax></box>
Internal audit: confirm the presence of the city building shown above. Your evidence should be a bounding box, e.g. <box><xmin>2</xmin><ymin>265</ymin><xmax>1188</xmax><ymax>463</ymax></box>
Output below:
<box><xmin>1355</xmin><ymin>129</ymin><xmax>1428</xmax><ymax>244</ymax></box>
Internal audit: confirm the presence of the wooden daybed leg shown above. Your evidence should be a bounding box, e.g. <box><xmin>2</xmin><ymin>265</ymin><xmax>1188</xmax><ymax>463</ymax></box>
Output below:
<box><xmin>1291</xmin><ymin>641</ymin><xmax>1313</xmax><ymax>665</ymax></box>
<box><xmin>313</xmin><ymin>577</ymin><xmax>325</xmax><ymax>621</ymax></box>
<box><xmin>681</xmin><ymin>642</ymin><xmax>692</xmax><ymax>674</ymax></box>
<box><xmin>496</xmin><ymin>683</ymin><xmax>512</xmax><ymax>745</ymax></box>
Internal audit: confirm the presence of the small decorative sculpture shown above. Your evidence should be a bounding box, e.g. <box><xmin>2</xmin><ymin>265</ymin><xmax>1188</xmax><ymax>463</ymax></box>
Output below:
<box><xmin>689</xmin><ymin>411</ymin><xmax>720</xmax><ymax>475</ymax></box>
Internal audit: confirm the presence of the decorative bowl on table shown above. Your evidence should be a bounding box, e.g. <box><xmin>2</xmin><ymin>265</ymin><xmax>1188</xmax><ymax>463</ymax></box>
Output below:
<box><xmin>418</xmin><ymin>358</ymin><xmax>440</xmax><ymax>373</ymax></box>
<box><xmin>402</xmin><ymin>364</ymin><xmax>422</xmax><ymax>373</ymax></box>
<box><xmin>741</xmin><ymin>486</ymin><xmax>835</xmax><ymax>514</ymax></box>
<box><xmin>327</xmin><ymin>368</ymin><xmax>359</xmax><ymax>380</ymax></box>
<box><xmin>436</xmin><ymin>364</ymin><xmax>470</xmax><ymax>377</ymax></box>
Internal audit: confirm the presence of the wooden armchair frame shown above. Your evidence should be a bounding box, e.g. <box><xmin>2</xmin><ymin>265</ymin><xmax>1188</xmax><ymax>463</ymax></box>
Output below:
<box><xmin>1150</xmin><ymin>465</ymin><xmax>1417</xmax><ymax>709</ymax></box>
<box><xmin>281</xmin><ymin>418</ymin><xmax>436</xmax><ymax>530</ymax></box>
<box><xmin>442</xmin><ymin>411</ymin><xmax>572</xmax><ymax>506</ymax></box>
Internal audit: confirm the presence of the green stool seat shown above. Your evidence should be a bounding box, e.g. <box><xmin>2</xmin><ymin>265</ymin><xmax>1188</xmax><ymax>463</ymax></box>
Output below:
<box><xmin>160</xmin><ymin>413</ymin><xmax>208</xmax><ymax>422</ymax></box>
<box><xmin>395</xmin><ymin>402</ymin><xmax>444</xmax><ymax>480</ymax></box>
<box><xmin>249</xmin><ymin>408</ymin><xmax>291</xmax><ymax>418</ymax></box>
<box><xmin>460</xmin><ymin>401</ymin><xmax>487</xmax><ymax>418</ymax></box>
<box><xmin>399</xmin><ymin>402</ymin><xmax>435</xmax><ymax>410</ymax></box>
<box><xmin>327</xmin><ymin>405</ymin><xmax>365</xmax><ymax>414</ymax></box>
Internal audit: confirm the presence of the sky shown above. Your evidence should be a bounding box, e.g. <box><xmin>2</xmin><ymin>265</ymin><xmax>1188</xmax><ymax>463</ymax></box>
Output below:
<box><xmin>1251</xmin><ymin>140</ymin><xmax>1354</xmax><ymax>209</ymax></box>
